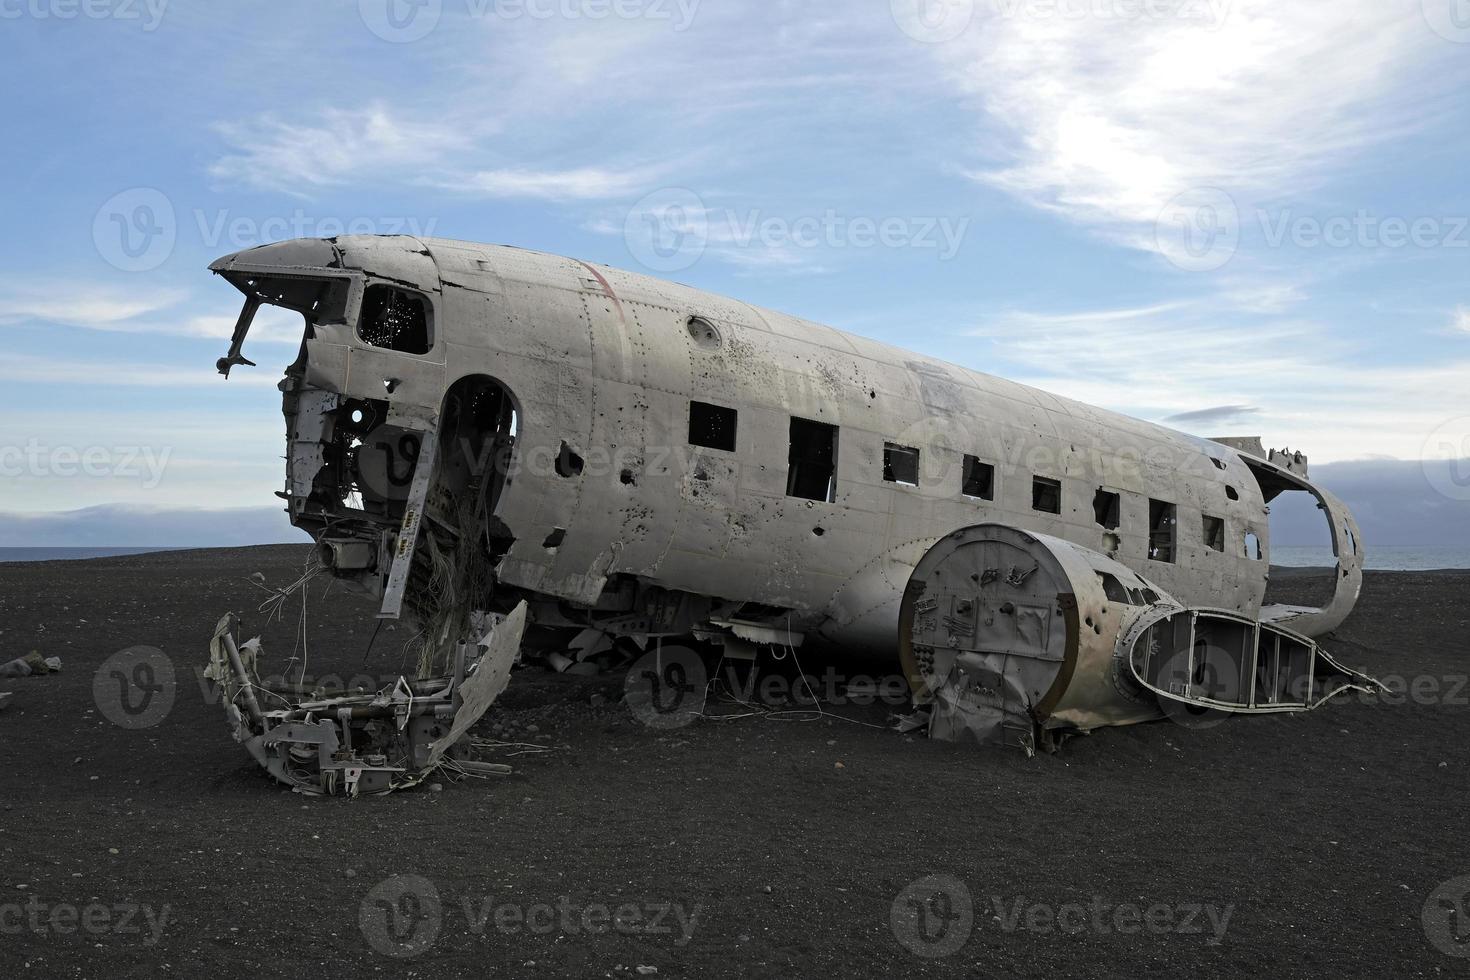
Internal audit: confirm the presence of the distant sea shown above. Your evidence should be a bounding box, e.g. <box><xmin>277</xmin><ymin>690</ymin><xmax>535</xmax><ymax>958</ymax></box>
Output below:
<box><xmin>0</xmin><ymin>547</ymin><xmax>190</xmax><ymax>563</ymax></box>
<box><xmin>1272</xmin><ymin>546</ymin><xmax>1470</xmax><ymax>571</ymax></box>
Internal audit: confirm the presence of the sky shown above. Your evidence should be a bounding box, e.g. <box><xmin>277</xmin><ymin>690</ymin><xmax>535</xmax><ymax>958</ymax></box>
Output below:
<box><xmin>1</xmin><ymin>0</ymin><xmax>1468</xmax><ymax>544</ymax></box>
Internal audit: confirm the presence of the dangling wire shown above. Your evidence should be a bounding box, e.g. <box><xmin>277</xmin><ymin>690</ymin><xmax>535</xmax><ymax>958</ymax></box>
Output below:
<box><xmin>246</xmin><ymin>540</ymin><xmax>325</xmax><ymax>688</ymax></box>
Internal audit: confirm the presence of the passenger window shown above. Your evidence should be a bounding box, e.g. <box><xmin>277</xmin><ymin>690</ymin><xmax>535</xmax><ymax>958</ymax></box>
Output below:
<box><xmin>1245</xmin><ymin>530</ymin><xmax>1262</xmax><ymax>560</ymax></box>
<box><xmin>1093</xmin><ymin>488</ymin><xmax>1121</xmax><ymax>529</ymax></box>
<box><xmin>359</xmin><ymin>284</ymin><xmax>432</xmax><ymax>355</ymax></box>
<box><xmin>1149</xmin><ymin>499</ymin><xmax>1177</xmax><ymax>563</ymax></box>
<box><xmin>689</xmin><ymin>401</ymin><xmax>737</xmax><ymax>452</ymax></box>
<box><xmin>1032</xmin><ymin>477</ymin><xmax>1062</xmax><ymax>514</ymax></box>
<box><xmin>883</xmin><ymin>443</ymin><xmax>920</xmax><ymax>486</ymax></box>
<box><xmin>962</xmin><ymin>456</ymin><xmax>994</xmax><ymax>500</ymax></box>
<box><xmin>1203</xmin><ymin>515</ymin><xmax>1226</xmax><ymax>553</ymax></box>
<box><xmin>787</xmin><ymin>417</ymin><xmax>837</xmax><ymax>503</ymax></box>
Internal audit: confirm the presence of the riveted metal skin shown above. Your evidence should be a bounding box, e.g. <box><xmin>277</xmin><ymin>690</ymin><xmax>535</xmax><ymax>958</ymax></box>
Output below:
<box><xmin>207</xmin><ymin>237</ymin><xmax>1373</xmax><ymax>752</ymax></box>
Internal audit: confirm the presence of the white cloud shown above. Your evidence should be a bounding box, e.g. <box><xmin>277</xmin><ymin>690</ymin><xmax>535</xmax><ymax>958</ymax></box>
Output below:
<box><xmin>0</xmin><ymin>282</ymin><xmax>186</xmax><ymax>329</ymax></box>
<box><xmin>202</xmin><ymin>19</ymin><xmax>702</xmax><ymax>199</ymax></box>
<box><xmin>210</xmin><ymin>101</ymin><xmax>679</xmax><ymax>204</ymax></box>
<box><xmin>962</xmin><ymin>298</ymin><xmax>1470</xmax><ymax>462</ymax></box>
<box><xmin>0</xmin><ymin>279</ymin><xmax>301</xmax><ymax>344</ymax></box>
<box><xmin>1454</xmin><ymin>307</ymin><xmax>1470</xmax><ymax>335</ymax></box>
<box><xmin>436</xmin><ymin>165</ymin><xmax>669</xmax><ymax>201</ymax></box>
<box><xmin>0</xmin><ymin>353</ymin><xmax>280</xmax><ymax>388</ymax></box>
<box><xmin>940</xmin><ymin>1</ymin><xmax>1447</xmax><ymax>251</ymax></box>
<box><xmin>209</xmin><ymin>104</ymin><xmax>472</xmax><ymax>195</ymax></box>
<box><xmin>199</xmin><ymin>8</ymin><xmax>926</xmax><ymax>202</ymax></box>
<box><xmin>177</xmin><ymin>305</ymin><xmax>304</xmax><ymax>345</ymax></box>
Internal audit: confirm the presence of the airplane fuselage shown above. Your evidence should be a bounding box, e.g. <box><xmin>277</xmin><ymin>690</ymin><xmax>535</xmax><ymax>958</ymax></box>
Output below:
<box><xmin>210</xmin><ymin>235</ymin><xmax>1362</xmax><ymax>662</ymax></box>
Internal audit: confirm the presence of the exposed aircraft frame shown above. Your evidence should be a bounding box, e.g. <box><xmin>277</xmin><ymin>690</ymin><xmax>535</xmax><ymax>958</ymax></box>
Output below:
<box><xmin>205</xmin><ymin>235</ymin><xmax>1378</xmax><ymax>769</ymax></box>
<box><xmin>205</xmin><ymin>605</ymin><xmax>527</xmax><ymax>796</ymax></box>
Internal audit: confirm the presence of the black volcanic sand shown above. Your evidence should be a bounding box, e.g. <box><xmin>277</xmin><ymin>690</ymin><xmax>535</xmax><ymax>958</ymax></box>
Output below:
<box><xmin>1</xmin><ymin>546</ymin><xmax>1468</xmax><ymax>978</ymax></box>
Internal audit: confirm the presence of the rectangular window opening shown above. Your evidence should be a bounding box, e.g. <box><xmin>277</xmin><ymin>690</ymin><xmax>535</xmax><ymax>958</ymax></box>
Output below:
<box><xmin>883</xmin><ymin>443</ymin><xmax>920</xmax><ymax>486</ymax></box>
<box><xmin>1032</xmin><ymin>476</ymin><xmax>1062</xmax><ymax>515</ymax></box>
<box><xmin>1203</xmin><ymin>515</ymin><xmax>1226</xmax><ymax>553</ymax></box>
<box><xmin>1149</xmin><ymin>499</ymin><xmax>1177</xmax><ymax>563</ymax></box>
<box><xmin>1093</xmin><ymin>488</ymin><xmax>1121</xmax><ymax>529</ymax></box>
<box><xmin>787</xmin><ymin>417</ymin><xmax>837</xmax><ymax>503</ymax></box>
<box><xmin>962</xmin><ymin>456</ymin><xmax>994</xmax><ymax>500</ymax></box>
<box><xmin>689</xmin><ymin>401</ymin><xmax>738</xmax><ymax>452</ymax></box>
<box><xmin>358</xmin><ymin>284</ymin><xmax>432</xmax><ymax>355</ymax></box>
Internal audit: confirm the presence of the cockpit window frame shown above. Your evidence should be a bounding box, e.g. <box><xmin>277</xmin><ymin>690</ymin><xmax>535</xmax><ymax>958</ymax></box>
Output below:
<box><xmin>355</xmin><ymin>281</ymin><xmax>437</xmax><ymax>357</ymax></box>
<box><xmin>216</xmin><ymin>270</ymin><xmax>362</xmax><ymax>378</ymax></box>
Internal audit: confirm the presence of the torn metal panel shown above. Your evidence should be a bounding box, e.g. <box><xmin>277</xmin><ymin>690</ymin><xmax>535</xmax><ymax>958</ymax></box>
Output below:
<box><xmin>205</xmin><ymin>603</ymin><xmax>527</xmax><ymax>796</ymax></box>
<box><xmin>425</xmin><ymin>603</ymin><xmax>526</xmax><ymax>767</ymax></box>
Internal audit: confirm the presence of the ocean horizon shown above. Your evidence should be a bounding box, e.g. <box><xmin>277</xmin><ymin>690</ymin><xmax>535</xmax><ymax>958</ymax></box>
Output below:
<box><xmin>0</xmin><ymin>546</ymin><xmax>193</xmax><ymax>563</ymax></box>
<box><xmin>1255</xmin><ymin>545</ymin><xmax>1469</xmax><ymax>571</ymax></box>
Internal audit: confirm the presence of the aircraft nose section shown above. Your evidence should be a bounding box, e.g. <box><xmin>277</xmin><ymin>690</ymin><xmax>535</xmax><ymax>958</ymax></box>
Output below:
<box><xmin>209</xmin><ymin>237</ymin><xmax>343</xmax><ymax>275</ymax></box>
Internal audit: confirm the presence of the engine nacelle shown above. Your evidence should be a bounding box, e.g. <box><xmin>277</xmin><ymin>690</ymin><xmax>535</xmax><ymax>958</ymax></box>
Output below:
<box><xmin>898</xmin><ymin>524</ymin><xmax>1378</xmax><ymax>750</ymax></box>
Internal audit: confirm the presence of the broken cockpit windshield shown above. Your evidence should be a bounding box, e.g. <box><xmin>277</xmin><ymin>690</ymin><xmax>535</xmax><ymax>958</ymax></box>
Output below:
<box><xmin>215</xmin><ymin>274</ymin><xmax>354</xmax><ymax>377</ymax></box>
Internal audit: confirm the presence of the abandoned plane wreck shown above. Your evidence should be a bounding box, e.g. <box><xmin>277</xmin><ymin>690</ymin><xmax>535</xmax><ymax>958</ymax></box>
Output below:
<box><xmin>206</xmin><ymin>234</ymin><xmax>1380</xmax><ymax>794</ymax></box>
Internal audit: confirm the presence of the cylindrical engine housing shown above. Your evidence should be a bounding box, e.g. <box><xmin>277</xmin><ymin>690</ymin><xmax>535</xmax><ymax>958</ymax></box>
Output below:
<box><xmin>899</xmin><ymin>524</ymin><xmax>1173</xmax><ymax>744</ymax></box>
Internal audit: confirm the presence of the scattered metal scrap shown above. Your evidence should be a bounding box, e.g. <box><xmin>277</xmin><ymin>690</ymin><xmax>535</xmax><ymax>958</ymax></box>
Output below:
<box><xmin>205</xmin><ymin>602</ymin><xmax>527</xmax><ymax>796</ymax></box>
